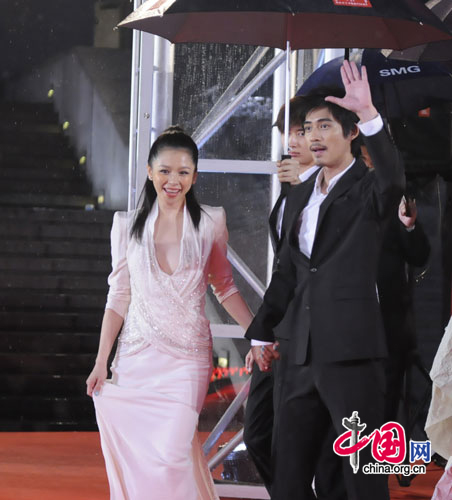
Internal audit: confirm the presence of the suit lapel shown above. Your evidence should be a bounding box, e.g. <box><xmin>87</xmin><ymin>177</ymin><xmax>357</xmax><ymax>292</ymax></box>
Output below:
<box><xmin>312</xmin><ymin>160</ymin><xmax>368</xmax><ymax>249</ymax></box>
<box><xmin>269</xmin><ymin>192</ymin><xmax>286</xmax><ymax>251</ymax></box>
<box><xmin>285</xmin><ymin>179</ymin><xmax>316</xmax><ymax>251</ymax></box>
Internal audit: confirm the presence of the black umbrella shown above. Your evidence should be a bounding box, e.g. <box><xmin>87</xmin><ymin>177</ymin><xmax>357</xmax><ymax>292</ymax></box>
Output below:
<box><xmin>119</xmin><ymin>0</ymin><xmax>452</xmax><ymax>155</ymax></box>
<box><xmin>119</xmin><ymin>0</ymin><xmax>451</xmax><ymax>51</ymax></box>
<box><xmin>296</xmin><ymin>49</ymin><xmax>452</xmax><ymax>118</ymax></box>
<box><xmin>383</xmin><ymin>0</ymin><xmax>452</xmax><ymax>61</ymax></box>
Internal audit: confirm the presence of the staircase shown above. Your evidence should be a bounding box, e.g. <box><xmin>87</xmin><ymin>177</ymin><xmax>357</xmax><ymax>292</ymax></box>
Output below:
<box><xmin>0</xmin><ymin>101</ymin><xmax>115</xmax><ymax>430</ymax></box>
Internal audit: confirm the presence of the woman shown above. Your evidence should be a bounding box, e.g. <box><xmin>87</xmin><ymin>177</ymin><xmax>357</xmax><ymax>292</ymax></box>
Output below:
<box><xmin>426</xmin><ymin>315</ymin><xmax>452</xmax><ymax>500</ymax></box>
<box><xmin>86</xmin><ymin>126</ymin><xmax>253</xmax><ymax>500</ymax></box>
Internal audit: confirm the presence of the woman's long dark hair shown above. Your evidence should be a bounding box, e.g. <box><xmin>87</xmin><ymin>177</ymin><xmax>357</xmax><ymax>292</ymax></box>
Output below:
<box><xmin>130</xmin><ymin>126</ymin><xmax>202</xmax><ymax>241</ymax></box>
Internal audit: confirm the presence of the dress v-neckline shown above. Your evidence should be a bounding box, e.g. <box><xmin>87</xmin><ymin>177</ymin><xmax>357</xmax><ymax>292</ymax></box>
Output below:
<box><xmin>150</xmin><ymin>203</ymin><xmax>186</xmax><ymax>277</ymax></box>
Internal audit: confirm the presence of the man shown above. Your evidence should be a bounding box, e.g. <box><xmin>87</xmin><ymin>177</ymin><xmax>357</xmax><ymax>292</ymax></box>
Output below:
<box><xmin>244</xmin><ymin>96</ymin><xmax>318</xmax><ymax>492</ymax></box>
<box><xmin>269</xmin><ymin>97</ymin><xmax>320</xmax><ymax>251</ymax></box>
<box><xmin>246</xmin><ymin>61</ymin><xmax>405</xmax><ymax>499</ymax></box>
<box><xmin>378</xmin><ymin>196</ymin><xmax>430</xmax><ymax>423</ymax></box>
<box><xmin>361</xmin><ymin>145</ymin><xmax>431</xmax><ymax>422</ymax></box>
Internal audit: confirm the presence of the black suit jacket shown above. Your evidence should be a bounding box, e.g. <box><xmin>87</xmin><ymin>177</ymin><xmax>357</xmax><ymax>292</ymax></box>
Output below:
<box><xmin>268</xmin><ymin>170</ymin><xmax>320</xmax><ymax>254</ymax></box>
<box><xmin>268</xmin><ymin>192</ymin><xmax>287</xmax><ymax>253</ymax></box>
<box><xmin>246</xmin><ymin>128</ymin><xmax>405</xmax><ymax>365</ymax></box>
<box><xmin>378</xmin><ymin>217</ymin><xmax>430</xmax><ymax>354</ymax></box>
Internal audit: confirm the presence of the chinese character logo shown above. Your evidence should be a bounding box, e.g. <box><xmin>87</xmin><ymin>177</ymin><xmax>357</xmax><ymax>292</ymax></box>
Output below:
<box><xmin>410</xmin><ymin>441</ymin><xmax>431</xmax><ymax>463</ymax></box>
<box><xmin>334</xmin><ymin>412</ymin><xmax>408</xmax><ymax>473</ymax></box>
<box><xmin>334</xmin><ymin>411</ymin><xmax>367</xmax><ymax>473</ymax></box>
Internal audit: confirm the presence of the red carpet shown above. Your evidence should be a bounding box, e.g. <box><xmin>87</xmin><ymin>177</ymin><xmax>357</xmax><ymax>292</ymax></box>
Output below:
<box><xmin>0</xmin><ymin>432</ymin><xmax>443</xmax><ymax>499</ymax></box>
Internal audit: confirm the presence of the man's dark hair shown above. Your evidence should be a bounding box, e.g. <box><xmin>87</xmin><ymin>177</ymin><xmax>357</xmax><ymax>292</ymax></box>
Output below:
<box><xmin>274</xmin><ymin>96</ymin><xmax>310</xmax><ymax>133</ymax></box>
<box><xmin>302</xmin><ymin>86</ymin><xmax>361</xmax><ymax>158</ymax></box>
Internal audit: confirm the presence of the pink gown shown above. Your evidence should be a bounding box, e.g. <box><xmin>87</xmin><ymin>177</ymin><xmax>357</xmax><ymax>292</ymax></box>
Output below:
<box><xmin>425</xmin><ymin>316</ymin><xmax>452</xmax><ymax>500</ymax></box>
<box><xmin>93</xmin><ymin>204</ymin><xmax>238</xmax><ymax>500</ymax></box>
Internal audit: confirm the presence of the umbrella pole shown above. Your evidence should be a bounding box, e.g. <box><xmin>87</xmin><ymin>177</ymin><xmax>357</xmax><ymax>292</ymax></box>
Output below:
<box><xmin>283</xmin><ymin>40</ymin><xmax>291</xmax><ymax>155</ymax></box>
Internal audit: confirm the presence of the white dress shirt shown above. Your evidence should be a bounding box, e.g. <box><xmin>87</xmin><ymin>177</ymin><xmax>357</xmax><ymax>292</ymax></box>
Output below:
<box><xmin>298</xmin><ymin>161</ymin><xmax>355</xmax><ymax>257</ymax></box>
<box><xmin>276</xmin><ymin>165</ymin><xmax>320</xmax><ymax>238</ymax></box>
<box><xmin>252</xmin><ymin>114</ymin><xmax>383</xmax><ymax>347</ymax></box>
<box><xmin>298</xmin><ymin>114</ymin><xmax>383</xmax><ymax>257</ymax></box>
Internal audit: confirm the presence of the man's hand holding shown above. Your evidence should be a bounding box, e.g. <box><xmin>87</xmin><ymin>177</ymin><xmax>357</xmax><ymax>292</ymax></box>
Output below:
<box><xmin>276</xmin><ymin>158</ymin><xmax>301</xmax><ymax>185</ymax></box>
<box><xmin>399</xmin><ymin>197</ymin><xmax>417</xmax><ymax>229</ymax></box>
<box><xmin>251</xmin><ymin>343</ymin><xmax>280</xmax><ymax>372</ymax></box>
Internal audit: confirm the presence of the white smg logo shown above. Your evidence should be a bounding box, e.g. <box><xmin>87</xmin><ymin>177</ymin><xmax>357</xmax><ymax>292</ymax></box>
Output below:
<box><xmin>379</xmin><ymin>66</ymin><xmax>421</xmax><ymax>77</ymax></box>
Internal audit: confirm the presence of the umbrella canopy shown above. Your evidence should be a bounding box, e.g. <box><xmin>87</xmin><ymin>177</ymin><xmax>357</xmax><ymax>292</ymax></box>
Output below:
<box><xmin>119</xmin><ymin>0</ymin><xmax>452</xmax><ymax>157</ymax></box>
<box><xmin>383</xmin><ymin>0</ymin><xmax>452</xmax><ymax>61</ymax></box>
<box><xmin>119</xmin><ymin>0</ymin><xmax>452</xmax><ymax>50</ymax></box>
<box><xmin>296</xmin><ymin>49</ymin><xmax>452</xmax><ymax>117</ymax></box>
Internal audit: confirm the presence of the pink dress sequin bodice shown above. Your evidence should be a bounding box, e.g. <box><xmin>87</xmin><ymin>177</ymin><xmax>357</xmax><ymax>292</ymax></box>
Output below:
<box><xmin>105</xmin><ymin>204</ymin><xmax>238</xmax><ymax>359</ymax></box>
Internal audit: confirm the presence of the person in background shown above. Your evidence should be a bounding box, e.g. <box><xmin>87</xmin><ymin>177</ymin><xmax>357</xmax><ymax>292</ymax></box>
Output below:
<box><xmin>426</xmin><ymin>315</ymin><xmax>452</xmax><ymax>500</ymax></box>
<box><xmin>244</xmin><ymin>96</ymin><xmax>318</xmax><ymax>493</ymax></box>
<box><xmin>361</xmin><ymin>144</ymin><xmax>431</xmax><ymax>423</ymax></box>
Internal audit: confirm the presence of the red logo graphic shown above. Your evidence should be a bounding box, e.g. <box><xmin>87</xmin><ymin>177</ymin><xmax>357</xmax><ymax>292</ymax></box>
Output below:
<box><xmin>334</xmin><ymin>412</ymin><xmax>406</xmax><ymax>473</ymax></box>
<box><xmin>333</xmin><ymin>0</ymin><xmax>372</xmax><ymax>7</ymax></box>
<box><xmin>371</xmin><ymin>422</ymin><xmax>406</xmax><ymax>464</ymax></box>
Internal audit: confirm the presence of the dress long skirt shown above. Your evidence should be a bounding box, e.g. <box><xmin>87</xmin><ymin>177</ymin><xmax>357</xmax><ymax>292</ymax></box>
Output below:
<box><xmin>432</xmin><ymin>458</ymin><xmax>452</xmax><ymax>500</ymax></box>
<box><xmin>93</xmin><ymin>342</ymin><xmax>218</xmax><ymax>500</ymax></box>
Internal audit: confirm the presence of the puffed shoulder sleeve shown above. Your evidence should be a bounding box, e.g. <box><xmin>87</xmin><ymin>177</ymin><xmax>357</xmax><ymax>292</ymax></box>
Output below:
<box><xmin>105</xmin><ymin>211</ymin><xmax>131</xmax><ymax>318</ymax></box>
<box><xmin>207</xmin><ymin>207</ymin><xmax>239</xmax><ymax>304</ymax></box>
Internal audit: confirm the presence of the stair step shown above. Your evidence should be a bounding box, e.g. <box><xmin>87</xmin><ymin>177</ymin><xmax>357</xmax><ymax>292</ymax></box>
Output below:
<box><xmin>0</xmin><ymin>155</ymin><xmax>79</xmax><ymax>170</ymax></box>
<box><xmin>0</xmin><ymin>178</ymin><xmax>92</xmax><ymax>195</ymax></box>
<box><xmin>0</xmin><ymin>166</ymin><xmax>84</xmax><ymax>181</ymax></box>
<box><xmin>1</xmin><ymin>374</ymin><xmax>92</xmax><ymax>396</ymax></box>
<box><xmin>0</xmin><ymin>108</ymin><xmax>61</xmax><ymax>130</ymax></box>
<box><xmin>0</xmin><ymin>419</ymin><xmax>97</xmax><ymax>432</ymax></box>
<box><xmin>0</xmin><ymin>130</ymin><xmax>69</xmax><ymax>148</ymax></box>
<box><xmin>0</xmin><ymin>396</ymin><xmax>95</xmax><ymax>420</ymax></box>
<box><xmin>0</xmin><ymin>311</ymin><xmax>102</xmax><ymax>332</ymax></box>
<box><xmin>0</xmin><ymin>100</ymin><xmax>57</xmax><ymax>115</ymax></box>
<box><xmin>0</xmin><ymin>292</ymin><xmax>106</xmax><ymax>311</ymax></box>
<box><xmin>0</xmin><ymin>221</ymin><xmax>111</xmax><ymax>240</ymax></box>
<box><xmin>0</xmin><ymin>193</ymin><xmax>97</xmax><ymax>209</ymax></box>
<box><xmin>0</xmin><ymin>353</ymin><xmax>96</xmax><ymax>374</ymax></box>
<box><xmin>0</xmin><ymin>332</ymin><xmax>99</xmax><ymax>354</ymax></box>
<box><xmin>0</xmin><ymin>207</ymin><xmax>114</xmax><ymax>224</ymax></box>
<box><xmin>0</xmin><ymin>256</ymin><xmax>110</xmax><ymax>274</ymax></box>
<box><xmin>0</xmin><ymin>121</ymin><xmax>61</xmax><ymax>134</ymax></box>
<box><xmin>0</xmin><ymin>239</ymin><xmax>110</xmax><ymax>258</ymax></box>
<box><xmin>0</xmin><ymin>140</ymin><xmax>73</xmax><ymax>158</ymax></box>
<box><xmin>0</xmin><ymin>256</ymin><xmax>108</xmax><ymax>273</ymax></box>
<box><xmin>0</xmin><ymin>272</ymin><xmax>109</xmax><ymax>292</ymax></box>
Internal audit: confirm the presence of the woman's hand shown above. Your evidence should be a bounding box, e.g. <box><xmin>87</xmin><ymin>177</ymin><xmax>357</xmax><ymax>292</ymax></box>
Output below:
<box><xmin>245</xmin><ymin>349</ymin><xmax>255</xmax><ymax>373</ymax></box>
<box><xmin>86</xmin><ymin>362</ymin><xmax>108</xmax><ymax>397</ymax></box>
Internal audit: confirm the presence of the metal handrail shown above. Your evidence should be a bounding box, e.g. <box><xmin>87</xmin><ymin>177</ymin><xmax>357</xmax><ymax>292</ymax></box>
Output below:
<box><xmin>208</xmin><ymin>428</ymin><xmax>245</xmax><ymax>470</ymax></box>
<box><xmin>203</xmin><ymin>377</ymin><xmax>251</xmax><ymax>456</ymax></box>
<box><xmin>193</xmin><ymin>46</ymin><xmax>270</xmax><ymax>143</ymax></box>
<box><xmin>227</xmin><ymin>245</ymin><xmax>266</xmax><ymax>299</ymax></box>
<box><xmin>194</xmin><ymin>51</ymin><xmax>286</xmax><ymax>149</ymax></box>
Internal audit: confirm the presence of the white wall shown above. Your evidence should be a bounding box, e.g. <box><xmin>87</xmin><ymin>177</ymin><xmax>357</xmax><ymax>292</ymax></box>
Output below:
<box><xmin>8</xmin><ymin>47</ymin><xmax>130</xmax><ymax>210</ymax></box>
